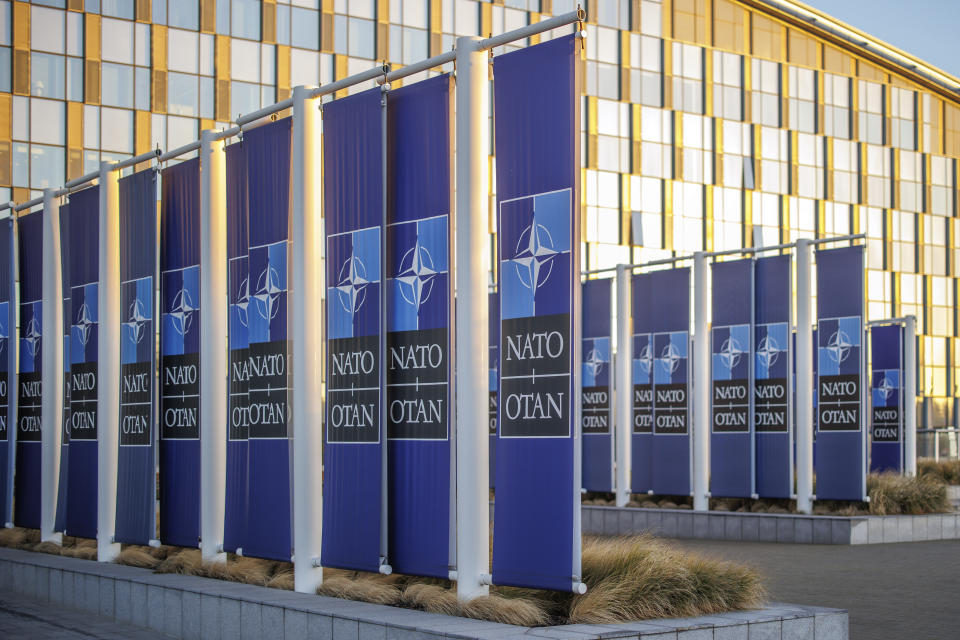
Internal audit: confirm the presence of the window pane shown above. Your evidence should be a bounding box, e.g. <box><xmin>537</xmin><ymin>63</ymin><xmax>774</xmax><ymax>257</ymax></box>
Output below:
<box><xmin>31</xmin><ymin>6</ymin><xmax>65</xmax><ymax>54</ymax></box>
<box><xmin>199</xmin><ymin>75</ymin><xmax>213</xmax><ymax>119</ymax></box>
<box><xmin>12</xmin><ymin>142</ymin><xmax>27</xmax><ymax>187</ymax></box>
<box><xmin>30</xmin><ymin>144</ymin><xmax>65</xmax><ymax>190</ymax></box>
<box><xmin>231</xmin><ymin>81</ymin><xmax>260</xmax><ymax>116</ymax></box>
<box><xmin>290</xmin><ymin>48</ymin><xmax>319</xmax><ymax>87</ymax></box>
<box><xmin>100</xmin><ymin>107</ymin><xmax>133</xmax><ymax>153</ymax></box>
<box><xmin>135</xmin><ymin>66</ymin><xmax>150</xmax><ymax>110</ymax></box>
<box><xmin>102</xmin><ymin>0</ymin><xmax>134</xmax><ymax>19</ymax></box>
<box><xmin>100</xmin><ymin>18</ymin><xmax>134</xmax><ymax>64</ymax></box>
<box><xmin>0</xmin><ymin>47</ymin><xmax>9</xmax><ymax>93</ymax></box>
<box><xmin>30</xmin><ymin>99</ymin><xmax>65</xmax><ymax>145</ymax></box>
<box><xmin>66</xmin><ymin>11</ymin><xmax>83</xmax><ymax>56</ymax></box>
<box><xmin>0</xmin><ymin>2</ymin><xmax>10</xmax><ymax>47</ymax></box>
<box><xmin>167</xmin><ymin>72</ymin><xmax>198</xmax><ymax>116</ymax></box>
<box><xmin>230</xmin><ymin>39</ymin><xmax>259</xmax><ymax>82</ymax></box>
<box><xmin>152</xmin><ymin>0</ymin><xmax>166</xmax><ymax>24</ymax></box>
<box><xmin>168</xmin><ymin>29</ymin><xmax>199</xmax><ymax>73</ymax></box>
<box><xmin>168</xmin><ymin>0</ymin><xmax>198</xmax><ymax>30</ymax></box>
<box><xmin>135</xmin><ymin>23</ymin><xmax>150</xmax><ymax>66</ymax></box>
<box><xmin>84</xmin><ymin>105</ymin><xmax>99</xmax><ymax>149</ymax></box>
<box><xmin>348</xmin><ymin>18</ymin><xmax>374</xmax><ymax>59</ymax></box>
<box><xmin>31</xmin><ymin>53</ymin><xmax>65</xmax><ymax>99</ymax></box>
<box><xmin>101</xmin><ymin>62</ymin><xmax>133</xmax><ymax>107</ymax></box>
<box><xmin>232</xmin><ymin>0</ymin><xmax>260</xmax><ymax>39</ymax></box>
<box><xmin>167</xmin><ymin>115</ymin><xmax>197</xmax><ymax>150</ymax></box>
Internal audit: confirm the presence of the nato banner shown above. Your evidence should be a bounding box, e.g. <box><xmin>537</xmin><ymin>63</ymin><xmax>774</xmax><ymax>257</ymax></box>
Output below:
<box><xmin>322</xmin><ymin>87</ymin><xmax>387</xmax><ymax>573</ymax></box>
<box><xmin>0</xmin><ymin>217</ymin><xmax>13</xmax><ymax>526</ymax></box>
<box><xmin>115</xmin><ymin>169</ymin><xmax>158</xmax><ymax>545</ymax></box>
<box><xmin>15</xmin><ymin>211</ymin><xmax>43</xmax><ymax>528</ymax></box>
<box><xmin>65</xmin><ymin>185</ymin><xmax>100</xmax><ymax>538</ymax></box>
<box><xmin>870</xmin><ymin>324</ymin><xmax>903</xmax><ymax>473</ymax></box>
<box><xmin>492</xmin><ymin>34</ymin><xmax>582</xmax><ymax>592</ymax></box>
<box><xmin>223</xmin><ymin>140</ymin><xmax>249</xmax><ymax>554</ymax></box>
<box><xmin>489</xmin><ymin>292</ymin><xmax>498</xmax><ymax>489</ymax></box>
<box><xmin>581</xmin><ymin>278</ymin><xmax>612</xmax><ymax>492</ymax></box>
<box><xmin>754</xmin><ymin>255</ymin><xmax>792</xmax><ymax>499</ymax></box>
<box><xmin>244</xmin><ymin>117</ymin><xmax>292</xmax><ymax>562</ymax></box>
<box><xmin>54</xmin><ymin>201</ymin><xmax>71</xmax><ymax>533</ymax></box>
<box><xmin>386</xmin><ymin>75</ymin><xmax>453</xmax><ymax>579</ymax></box>
<box><xmin>815</xmin><ymin>245</ymin><xmax>866</xmax><ymax>501</ymax></box>
<box><xmin>710</xmin><ymin>259</ymin><xmax>753</xmax><ymax>498</ymax></box>
<box><xmin>160</xmin><ymin>158</ymin><xmax>201</xmax><ymax>547</ymax></box>
<box><xmin>632</xmin><ymin>268</ymin><xmax>691</xmax><ymax>497</ymax></box>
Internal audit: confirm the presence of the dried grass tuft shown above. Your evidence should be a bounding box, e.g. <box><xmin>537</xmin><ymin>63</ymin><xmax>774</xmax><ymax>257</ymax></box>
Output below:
<box><xmin>400</xmin><ymin>583</ymin><xmax>460</xmax><ymax>616</ymax></box>
<box><xmin>0</xmin><ymin>527</ymin><xmax>29</xmax><ymax>548</ymax></box>
<box><xmin>61</xmin><ymin>538</ymin><xmax>97</xmax><ymax>560</ymax></box>
<box><xmin>318</xmin><ymin>575</ymin><xmax>402</xmax><ymax>605</ymax></box>
<box><xmin>33</xmin><ymin>541</ymin><xmax>64</xmax><ymax>556</ymax></box>
<box><xmin>462</xmin><ymin>593</ymin><xmax>550</xmax><ymax>626</ymax></box>
<box><xmin>868</xmin><ymin>472</ymin><xmax>949</xmax><ymax>515</ymax></box>
<box><xmin>266</xmin><ymin>570</ymin><xmax>295</xmax><ymax>591</ymax></box>
<box><xmin>117</xmin><ymin>546</ymin><xmax>161</xmax><ymax>569</ymax></box>
<box><xmin>155</xmin><ymin>549</ymin><xmax>202</xmax><ymax>574</ymax></box>
<box><xmin>918</xmin><ymin>459</ymin><xmax>960</xmax><ymax>485</ymax></box>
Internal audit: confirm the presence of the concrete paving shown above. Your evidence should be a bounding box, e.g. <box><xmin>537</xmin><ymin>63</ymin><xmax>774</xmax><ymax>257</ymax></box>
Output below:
<box><xmin>0</xmin><ymin>588</ymin><xmax>168</xmax><ymax>639</ymax></box>
<box><xmin>674</xmin><ymin>538</ymin><xmax>960</xmax><ymax>640</ymax></box>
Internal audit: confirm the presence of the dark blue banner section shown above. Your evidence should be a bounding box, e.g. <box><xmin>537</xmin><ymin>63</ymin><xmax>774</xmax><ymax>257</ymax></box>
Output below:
<box><xmin>710</xmin><ymin>259</ymin><xmax>753</xmax><ymax>498</ymax></box>
<box><xmin>244</xmin><ymin>117</ymin><xmax>292</xmax><ymax>562</ymax></box>
<box><xmin>489</xmin><ymin>292</ymin><xmax>498</xmax><ymax>489</ymax></box>
<box><xmin>0</xmin><ymin>219</ymin><xmax>13</xmax><ymax>525</ymax></box>
<box><xmin>115</xmin><ymin>169</ymin><xmax>157</xmax><ymax>545</ymax></box>
<box><xmin>754</xmin><ymin>255</ymin><xmax>792</xmax><ymax>499</ymax></box>
<box><xmin>55</xmin><ymin>202</ymin><xmax>71</xmax><ymax>534</ymax></box>
<box><xmin>322</xmin><ymin>88</ymin><xmax>386</xmax><ymax>573</ymax></box>
<box><xmin>632</xmin><ymin>269</ymin><xmax>691</xmax><ymax>497</ymax></box>
<box><xmin>159</xmin><ymin>158</ymin><xmax>201</xmax><ymax>547</ymax></box>
<box><xmin>15</xmin><ymin>212</ymin><xmax>43</xmax><ymax>529</ymax></box>
<box><xmin>492</xmin><ymin>34</ymin><xmax>580</xmax><ymax>592</ymax></box>
<box><xmin>386</xmin><ymin>75</ymin><xmax>452</xmax><ymax>579</ymax></box>
<box><xmin>65</xmin><ymin>186</ymin><xmax>100</xmax><ymax>538</ymax></box>
<box><xmin>815</xmin><ymin>245</ymin><xmax>865</xmax><ymax>501</ymax></box>
<box><xmin>870</xmin><ymin>324</ymin><xmax>903</xmax><ymax>473</ymax></box>
<box><xmin>581</xmin><ymin>278</ymin><xmax>612</xmax><ymax>492</ymax></box>
<box><xmin>223</xmin><ymin>140</ymin><xmax>249</xmax><ymax>554</ymax></box>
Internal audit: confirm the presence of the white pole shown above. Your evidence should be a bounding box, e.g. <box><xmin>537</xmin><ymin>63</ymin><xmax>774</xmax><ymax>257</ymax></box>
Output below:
<box><xmin>40</xmin><ymin>188</ymin><xmax>63</xmax><ymax>543</ymax></box>
<box><xmin>291</xmin><ymin>85</ymin><xmax>324</xmax><ymax>593</ymax></box>
<box><xmin>614</xmin><ymin>264</ymin><xmax>632</xmax><ymax>507</ymax></box>
<box><xmin>455</xmin><ymin>35</ymin><xmax>490</xmax><ymax>602</ymax></box>
<box><xmin>795</xmin><ymin>238</ymin><xmax>814</xmax><ymax>514</ymax></box>
<box><xmin>96</xmin><ymin>162</ymin><xmax>121</xmax><ymax>561</ymax></box>
<box><xmin>5</xmin><ymin>218</ymin><xmax>16</xmax><ymax>528</ymax></box>
<box><xmin>903</xmin><ymin>315</ymin><xmax>917</xmax><ymax>476</ymax></box>
<box><xmin>692</xmin><ymin>252</ymin><xmax>709</xmax><ymax>511</ymax></box>
<box><xmin>199</xmin><ymin>129</ymin><xmax>227</xmax><ymax>563</ymax></box>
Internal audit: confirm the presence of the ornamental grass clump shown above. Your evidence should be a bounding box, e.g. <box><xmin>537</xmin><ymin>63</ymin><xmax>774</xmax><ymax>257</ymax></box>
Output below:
<box><xmin>917</xmin><ymin>458</ymin><xmax>960</xmax><ymax>485</ymax></box>
<box><xmin>867</xmin><ymin>472</ymin><xmax>949</xmax><ymax>515</ymax></box>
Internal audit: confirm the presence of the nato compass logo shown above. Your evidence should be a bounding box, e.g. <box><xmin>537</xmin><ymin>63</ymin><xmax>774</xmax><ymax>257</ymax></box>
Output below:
<box><xmin>877</xmin><ymin>375</ymin><xmax>895</xmax><ymax>400</ymax></box>
<box><xmin>755</xmin><ymin>323</ymin><xmax>787</xmax><ymax>379</ymax></box>
<box><xmin>162</xmin><ymin>266</ymin><xmax>200</xmax><ymax>356</ymax></box>
<box><xmin>170</xmin><ymin>288</ymin><xmax>196</xmax><ymax>337</ymax></box>
<box><xmin>254</xmin><ymin>266</ymin><xmax>282</xmax><ymax>321</ymax></box>
<box><xmin>660</xmin><ymin>343</ymin><xmax>681</xmax><ymax>374</ymax></box>
<box><xmin>633</xmin><ymin>335</ymin><xmax>653</xmax><ymax>384</ymax></box>
<box><xmin>653</xmin><ymin>332</ymin><xmax>687</xmax><ymax>385</ymax></box>
<box><xmin>397</xmin><ymin>241</ymin><xmax>437</xmax><ymax>308</ymax></box>
<box><xmin>24</xmin><ymin>314</ymin><xmax>42</xmax><ymax>358</ymax></box>
<box><xmin>756</xmin><ymin>335</ymin><xmax>783</xmax><ymax>370</ymax></box>
<box><xmin>713</xmin><ymin>324</ymin><xmax>749</xmax><ymax>380</ymax></box>
<box><xmin>499</xmin><ymin>189</ymin><xmax>571</xmax><ymax>320</ymax></box>
<box><xmin>638</xmin><ymin>342</ymin><xmax>653</xmax><ymax>374</ymax></box>
<box><xmin>825</xmin><ymin>330</ymin><xmax>852</xmax><ymax>364</ymax></box>
<box><xmin>73</xmin><ymin>302</ymin><xmax>94</xmax><ymax>347</ymax></box>
<box><xmin>582</xmin><ymin>337</ymin><xmax>610</xmax><ymax>386</ymax></box>
<box><xmin>719</xmin><ymin>337</ymin><xmax>744</xmax><ymax>369</ymax></box>
<box><xmin>328</xmin><ymin>226</ymin><xmax>380</xmax><ymax>340</ymax></box>
<box><xmin>233</xmin><ymin>277</ymin><xmax>250</xmax><ymax>328</ymax></box>
<box><xmin>818</xmin><ymin>316</ymin><xmax>860</xmax><ymax>376</ymax></box>
<box><xmin>388</xmin><ymin>216</ymin><xmax>449</xmax><ymax>332</ymax></box>
<box><xmin>126</xmin><ymin>299</ymin><xmax>148</xmax><ymax>345</ymax></box>
<box><xmin>0</xmin><ymin>302</ymin><xmax>8</xmax><ymax>357</ymax></box>
<box><xmin>337</xmin><ymin>254</ymin><xmax>369</xmax><ymax>315</ymax></box>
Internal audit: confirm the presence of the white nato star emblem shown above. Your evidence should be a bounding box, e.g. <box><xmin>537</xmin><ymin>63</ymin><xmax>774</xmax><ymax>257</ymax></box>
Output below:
<box><xmin>638</xmin><ymin>343</ymin><xmax>653</xmax><ymax>375</ymax></box>
<box><xmin>659</xmin><ymin>342</ymin><xmax>682</xmax><ymax>375</ymax></box>
<box><xmin>234</xmin><ymin>277</ymin><xmax>250</xmax><ymax>328</ymax></box>
<box><xmin>254</xmin><ymin>267</ymin><xmax>282</xmax><ymax>321</ymax></box>
<box><xmin>0</xmin><ymin>317</ymin><xmax>7</xmax><ymax>356</ymax></box>
<box><xmin>585</xmin><ymin>347</ymin><xmax>605</xmax><ymax>378</ymax></box>
<box><xmin>337</xmin><ymin>254</ymin><xmax>369</xmax><ymax>314</ymax></box>
<box><xmin>756</xmin><ymin>335</ymin><xmax>783</xmax><ymax>370</ymax></box>
<box><xmin>397</xmin><ymin>241</ymin><xmax>437</xmax><ymax>310</ymax></box>
<box><xmin>513</xmin><ymin>221</ymin><xmax>557</xmax><ymax>290</ymax></box>
<box><xmin>169</xmin><ymin>288</ymin><xmax>195</xmax><ymax>337</ymax></box>
<box><xmin>878</xmin><ymin>375</ymin><xmax>895</xmax><ymax>400</ymax></box>
<box><xmin>826</xmin><ymin>330</ymin><xmax>852</xmax><ymax>364</ymax></box>
<box><xmin>74</xmin><ymin>302</ymin><xmax>94</xmax><ymax>347</ymax></box>
<box><xmin>718</xmin><ymin>336</ymin><xmax>744</xmax><ymax>371</ymax></box>
<box><xmin>24</xmin><ymin>316</ymin><xmax>42</xmax><ymax>358</ymax></box>
<box><xmin>126</xmin><ymin>298</ymin><xmax>149</xmax><ymax>345</ymax></box>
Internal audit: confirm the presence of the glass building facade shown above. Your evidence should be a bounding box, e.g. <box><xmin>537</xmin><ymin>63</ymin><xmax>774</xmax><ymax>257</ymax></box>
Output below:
<box><xmin>3</xmin><ymin>0</ymin><xmax>960</xmax><ymax>455</ymax></box>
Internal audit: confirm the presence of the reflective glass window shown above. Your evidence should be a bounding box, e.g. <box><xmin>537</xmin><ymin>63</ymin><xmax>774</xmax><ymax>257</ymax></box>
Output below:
<box><xmin>168</xmin><ymin>72</ymin><xmax>198</xmax><ymax>116</ymax></box>
<box><xmin>168</xmin><ymin>0</ymin><xmax>199</xmax><ymax>30</ymax></box>
<box><xmin>31</xmin><ymin>52</ymin><xmax>65</xmax><ymax>99</ymax></box>
<box><xmin>291</xmin><ymin>7</ymin><xmax>319</xmax><ymax>49</ymax></box>
<box><xmin>31</xmin><ymin>6</ymin><xmax>65</xmax><ymax>54</ymax></box>
<box><xmin>30</xmin><ymin>99</ymin><xmax>65</xmax><ymax>145</ymax></box>
<box><xmin>233</xmin><ymin>0</ymin><xmax>261</xmax><ymax>39</ymax></box>
<box><xmin>101</xmin><ymin>62</ymin><xmax>134</xmax><ymax>107</ymax></box>
<box><xmin>30</xmin><ymin>144</ymin><xmax>65</xmax><ymax>190</ymax></box>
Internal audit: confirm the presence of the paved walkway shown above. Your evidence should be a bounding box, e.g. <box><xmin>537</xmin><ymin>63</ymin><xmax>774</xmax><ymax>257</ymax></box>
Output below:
<box><xmin>0</xmin><ymin>588</ymin><xmax>167</xmax><ymax>639</ymax></box>
<box><xmin>674</xmin><ymin>538</ymin><xmax>960</xmax><ymax>640</ymax></box>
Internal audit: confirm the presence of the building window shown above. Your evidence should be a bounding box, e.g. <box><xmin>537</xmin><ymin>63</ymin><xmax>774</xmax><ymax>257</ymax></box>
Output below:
<box><xmin>672</xmin><ymin>43</ymin><xmax>703</xmax><ymax>114</ymax></box>
<box><xmin>584</xmin><ymin>169</ymin><xmax>620</xmax><ymax>244</ymax></box>
<box><xmin>789</xmin><ymin>197</ymin><xmax>817</xmax><ymax>240</ymax></box>
<box><xmin>596</xmin><ymin>99</ymin><xmax>630</xmax><ymax>173</ymax></box>
<box><xmin>898</xmin><ymin>150</ymin><xmax>924</xmax><ymax>213</ymax></box>
<box><xmin>751</xmin><ymin>191</ymin><xmax>780</xmax><ymax>246</ymax></box>
<box><xmin>586</xmin><ymin>25</ymin><xmax>620</xmax><ymax>101</ymax></box>
<box><xmin>924</xmin><ymin>214</ymin><xmax>949</xmax><ymax>277</ymax></box>
<box><xmin>630</xmin><ymin>176</ymin><xmax>663</xmax><ymax>248</ymax></box>
<box><xmin>788</xmin><ymin>66</ymin><xmax>816</xmax><ymax>133</ymax></box>
<box><xmin>751</xmin><ymin>59</ymin><xmax>780</xmax><ymax>127</ymax></box>
<box><xmin>640</xmin><ymin>0</ymin><xmax>663</xmax><ymax>37</ymax></box>
<box><xmin>640</xmin><ymin>106</ymin><xmax>673</xmax><ymax>179</ymax></box>
<box><xmin>831</xmin><ymin>139</ymin><xmax>858</xmax><ymax>204</ymax></box>
<box><xmin>922</xmin><ymin>94</ymin><xmax>941</xmax><ymax>154</ymax></box>
<box><xmin>823</xmin><ymin>73</ymin><xmax>851</xmax><ymax>139</ymax></box>
<box><xmin>759</xmin><ymin>126</ymin><xmax>788</xmax><ymax>194</ymax></box>
<box><xmin>930</xmin><ymin>155</ymin><xmax>955</xmax><ymax>217</ymax></box>
<box><xmin>713</xmin><ymin>186</ymin><xmax>742</xmax><ymax>251</ymax></box>
<box><xmin>713</xmin><ymin>51</ymin><xmax>742</xmax><ymax>121</ymax></box>
<box><xmin>858</xmin><ymin>80</ymin><xmax>885</xmax><ymax>145</ymax></box>
<box><xmin>795</xmin><ymin>133</ymin><xmax>824</xmax><ymax>199</ymax></box>
<box><xmin>891</xmin><ymin>87</ymin><xmax>916</xmax><ymax>150</ymax></box>
<box><xmin>629</xmin><ymin>34</ymin><xmax>662</xmax><ymax>107</ymax></box>
<box><xmin>681</xmin><ymin>113</ymin><xmax>713</xmax><ymax>184</ymax></box>
<box><xmin>864</xmin><ymin>144</ymin><xmax>891</xmax><ymax>208</ymax></box>
<box><xmin>673</xmin><ymin>0</ymin><xmax>706</xmax><ymax>44</ymax></box>
<box><xmin>673</xmin><ymin>181</ymin><xmax>703</xmax><ymax>252</ymax></box>
<box><xmin>892</xmin><ymin>210</ymin><xmax>916</xmax><ymax>273</ymax></box>
<box><xmin>720</xmin><ymin>120</ymin><xmax>753</xmax><ymax>189</ymax></box>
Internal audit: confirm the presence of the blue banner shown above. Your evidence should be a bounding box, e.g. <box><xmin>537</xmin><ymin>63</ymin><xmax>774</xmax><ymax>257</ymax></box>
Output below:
<box><xmin>632</xmin><ymin>268</ymin><xmax>691</xmax><ymax>497</ymax></box>
<box><xmin>870</xmin><ymin>324</ymin><xmax>903</xmax><ymax>473</ymax></box>
<box><xmin>489</xmin><ymin>292</ymin><xmax>498</xmax><ymax>489</ymax></box>
<box><xmin>815</xmin><ymin>245</ymin><xmax>865</xmax><ymax>501</ymax></box>
<box><xmin>492</xmin><ymin>34</ymin><xmax>581</xmax><ymax>592</ymax></box>
<box><xmin>15</xmin><ymin>211</ymin><xmax>43</xmax><ymax>528</ymax></box>
<box><xmin>581</xmin><ymin>278</ymin><xmax>612</xmax><ymax>492</ymax></box>
<box><xmin>115</xmin><ymin>169</ymin><xmax>158</xmax><ymax>545</ymax></box>
<box><xmin>754</xmin><ymin>255</ymin><xmax>792</xmax><ymax>498</ymax></box>
<box><xmin>243</xmin><ymin>117</ymin><xmax>292</xmax><ymax>562</ymax></box>
<box><xmin>223</xmin><ymin>140</ymin><xmax>249</xmax><ymax>554</ymax></box>
<box><xmin>322</xmin><ymin>87</ymin><xmax>387</xmax><ymax>573</ymax></box>
<box><xmin>0</xmin><ymin>218</ymin><xmax>13</xmax><ymax>525</ymax></box>
<box><xmin>159</xmin><ymin>158</ymin><xmax>201</xmax><ymax>547</ymax></box>
<box><xmin>710</xmin><ymin>259</ymin><xmax>753</xmax><ymax>498</ymax></box>
<box><xmin>386</xmin><ymin>75</ymin><xmax>453</xmax><ymax>578</ymax></box>
<box><xmin>54</xmin><ymin>201</ymin><xmax>71</xmax><ymax>533</ymax></box>
<box><xmin>65</xmin><ymin>185</ymin><xmax>100</xmax><ymax>538</ymax></box>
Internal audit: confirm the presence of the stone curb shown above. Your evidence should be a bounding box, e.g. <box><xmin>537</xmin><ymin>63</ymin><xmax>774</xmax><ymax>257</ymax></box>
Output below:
<box><xmin>0</xmin><ymin>547</ymin><xmax>847</xmax><ymax>639</ymax></box>
<box><xmin>581</xmin><ymin>505</ymin><xmax>960</xmax><ymax>544</ymax></box>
